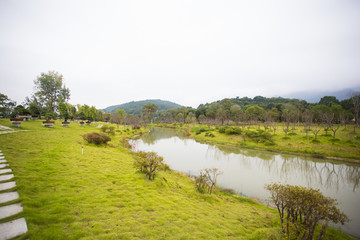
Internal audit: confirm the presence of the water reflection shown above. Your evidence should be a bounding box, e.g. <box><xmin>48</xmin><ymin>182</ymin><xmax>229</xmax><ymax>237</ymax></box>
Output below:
<box><xmin>134</xmin><ymin>128</ymin><xmax>360</xmax><ymax>238</ymax></box>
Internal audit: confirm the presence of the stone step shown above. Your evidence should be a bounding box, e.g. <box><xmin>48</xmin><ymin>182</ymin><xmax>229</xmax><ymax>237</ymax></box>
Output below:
<box><xmin>0</xmin><ymin>174</ymin><xmax>14</xmax><ymax>182</ymax></box>
<box><xmin>0</xmin><ymin>156</ymin><xmax>5</xmax><ymax>160</ymax></box>
<box><xmin>0</xmin><ymin>169</ymin><xmax>11</xmax><ymax>175</ymax></box>
<box><xmin>0</xmin><ymin>217</ymin><xmax>28</xmax><ymax>240</ymax></box>
<box><xmin>0</xmin><ymin>182</ymin><xmax>16</xmax><ymax>191</ymax></box>
<box><xmin>0</xmin><ymin>160</ymin><xmax>7</xmax><ymax>163</ymax></box>
<box><xmin>0</xmin><ymin>164</ymin><xmax>9</xmax><ymax>168</ymax></box>
<box><xmin>0</xmin><ymin>192</ymin><xmax>19</xmax><ymax>204</ymax></box>
<box><xmin>0</xmin><ymin>203</ymin><xmax>23</xmax><ymax>219</ymax></box>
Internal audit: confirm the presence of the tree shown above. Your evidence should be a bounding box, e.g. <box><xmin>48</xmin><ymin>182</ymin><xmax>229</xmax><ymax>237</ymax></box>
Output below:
<box><xmin>59</xmin><ymin>102</ymin><xmax>71</xmax><ymax>121</ymax></box>
<box><xmin>0</xmin><ymin>93</ymin><xmax>16</xmax><ymax>117</ymax></box>
<box><xmin>111</xmin><ymin>109</ymin><xmax>127</xmax><ymax>126</ymax></box>
<box><xmin>195</xmin><ymin>168</ymin><xmax>223</xmax><ymax>194</ymax></box>
<box><xmin>319</xmin><ymin>96</ymin><xmax>340</xmax><ymax>106</ymax></box>
<box><xmin>28</xmin><ymin>102</ymin><xmax>41</xmax><ymax>117</ymax></box>
<box><xmin>142</xmin><ymin>103</ymin><xmax>158</xmax><ymax>123</ymax></box>
<box><xmin>11</xmin><ymin>105</ymin><xmax>30</xmax><ymax>117</ymax></box>
<box><xmin>266</xmin><ymin>183</ymin><xmax>348</xmax><ymax>240</ymax></box>
<box><xmin>245</xmin><ymin>105</ymin><xmax>264</xmax><ymax>126</ymax></box>
<box><xmin>33</xmin><ymin>71</ymin><xmax>70</xmax><ymax>115</ymax></box>
<box><xmin>134</xmin><ymin>151</ymin><xmax>164</xmax><ymax>180</ymax></box>
<box><xmin>351</xmin><ymin>93</ymin><xmax>360</xmax><ymax>126</ymax></box>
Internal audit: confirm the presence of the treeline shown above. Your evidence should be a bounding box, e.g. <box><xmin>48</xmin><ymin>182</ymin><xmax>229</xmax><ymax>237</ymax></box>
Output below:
<box><xmin>1</xmin><ymin>71</ymin><xmax>359</xmax><ymax>129</ymax></box>
<box><xmin>153</xmin><ymin>95</ymin><xmax>360</xmax><ymax>128</ymax></box>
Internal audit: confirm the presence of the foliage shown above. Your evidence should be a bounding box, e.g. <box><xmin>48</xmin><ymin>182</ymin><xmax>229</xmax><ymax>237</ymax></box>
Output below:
<box><xmin>142</xmin><ymin>103</ymin><xmax>158</xmax><ymax>123</ymax></box>
<box><xmin>100</xmin><ymin>125</ymin><xmax>115</xmax><ymax>135</ymax></box>
<box><xmin>103</xmin><ymin>99</ymin><xmax>182</xmax><ymax>115</ymax></box>
<box><xmin>134</xmin><ymin>151</ymin><xmax>164</xmax><ymax>180</ymax></box>
<box><xmin>265</xmin><ymin>183</ymin><xmax>349</xmax><ymax>240</ymax></box>
<box><xmin>11</xmin><ymin>105</ymin><xmax>30</xmax><ymax>117</ymax></box>
<box><xmin>219</xmin><ymin>126</ymin><xmax>242</xmax><ymax>135</ymax></box>
<box><xmin>33</xmin><ymin>71</ymin><xmax>70</xmax><ymax>114</ymax></box>
<box><xmin>82</xmin><ymin>132</ymin><xmax>111</xmax><ymax>145</ymax></box>
<box><xmin>244</xmin><ymin>129</ymin><xmax>273</xmax><ymax>143</ymax></box>
<box><xmin>195</xmin><ymin>168</ymin><xmax>223</xmax><ymax>194</ymax></box>
<box><xmin>0</xmin><ymin>93</ymin><xmax>16</xmax><ymax>117</ymax></box>
<box><xmin>192</xmin><ymin>126</ymin><xmax>211</xmax><ymax>135</ymax></box>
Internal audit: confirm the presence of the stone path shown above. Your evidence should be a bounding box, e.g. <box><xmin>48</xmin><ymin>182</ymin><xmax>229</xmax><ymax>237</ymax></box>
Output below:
<box><xmin>0</xmin><ymin>124</ymin><xmax>29</xmax><ymax>135</ymax></box>
<box><xmin>0</xmin><ymin>150</ymin><xmax>28</xmax><ymax>239</ymax></box>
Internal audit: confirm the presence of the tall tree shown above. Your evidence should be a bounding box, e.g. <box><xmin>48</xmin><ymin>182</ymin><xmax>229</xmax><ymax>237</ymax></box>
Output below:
<box><xmin>34</xmin><ymin>71</ymin><xmax>70</xmax><ymax>115</ymax></box>
<box><xmin>142</xmin><ymin>103</ymin><xmax>158</xmax><ymax>123</ymax></box>
<box><xmin>0</xmin><ymin>93</ymin><xmax>16</xmax><ymax>117</ymax></box>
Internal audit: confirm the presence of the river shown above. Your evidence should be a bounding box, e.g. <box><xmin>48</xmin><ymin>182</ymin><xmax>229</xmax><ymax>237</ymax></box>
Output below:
<box><xmin>131</xmin><ymin>128</ymin><xmax>360</xmax><ymax>238</ymax></box>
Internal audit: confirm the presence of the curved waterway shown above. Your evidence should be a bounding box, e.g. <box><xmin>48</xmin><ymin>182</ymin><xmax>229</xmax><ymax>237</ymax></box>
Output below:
<box><xmin>131</xmin><ymin>128</ymin><xmax>360</xmax><ymax>238</ymax></box>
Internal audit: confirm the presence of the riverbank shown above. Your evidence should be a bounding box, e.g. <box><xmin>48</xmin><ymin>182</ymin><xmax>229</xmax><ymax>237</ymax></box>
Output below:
<box><xmin>0</xmin><ymin>119</ymin><xmax>354</xmax><ymax>239</ymax></box>
<box><xmin>154</xmin><ymin>123</ymin><xmax>360</xmax><ymax>164</ymax></box>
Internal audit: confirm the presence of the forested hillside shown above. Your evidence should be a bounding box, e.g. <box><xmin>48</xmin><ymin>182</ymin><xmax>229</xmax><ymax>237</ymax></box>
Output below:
<box><xmin>102</xmin><ymin>99</ymin><xmax>182</xmax><ymax>115</ymax></box>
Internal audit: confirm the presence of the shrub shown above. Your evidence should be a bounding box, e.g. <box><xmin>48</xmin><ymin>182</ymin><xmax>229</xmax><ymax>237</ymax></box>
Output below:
<box><xmin>205</xmin><ymin>132</ymin><xmax>215</xmax><ymax>137</ymax></box>
<box><xmin>100</xmin><ymin>125</ymin><xmax>115</xmax><ymax>135</ymax></box>
<box><xmin>195</xmin><ymin>168</ymin><xmax>223</xmax><ymax>195</ymax></box>
<box><xmin>266</xmin><ymin>183</ymin><xmax>348</xmax><ymax>240</ymax></box>
<box><xmin>134</xmin><ymin>151</ymin><xmax>164</xmax><ymax>180</ymax></box>
<box><xmin>244</xmin><ymin>129</ymin><xmax>273</xmax><ymax>143</ymax></box>
<box><xmin>192</xmin><ymin>127</ymin><xmax>210</xmax><ymax>135</ymax></box>
<box><xmin>82</xmin><ymin>132</ymin><xmax>111</xmax><ymax>145</ymax></box>
<box><xmin>132</xmin><ymin>125</ymin><xmax>141</xmax><ymax>130</ymax></box>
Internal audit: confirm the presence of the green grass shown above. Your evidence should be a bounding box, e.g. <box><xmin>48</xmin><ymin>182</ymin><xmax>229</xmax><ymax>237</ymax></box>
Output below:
<box><xmin>185</xmin><ymin>123</ymin><xmax>360</xmax><ymax>162</ymax></box>
<box><xmin>0</xmin><ymin>119</ymin><xmax>354</xmax><ymax>239</ymax></box>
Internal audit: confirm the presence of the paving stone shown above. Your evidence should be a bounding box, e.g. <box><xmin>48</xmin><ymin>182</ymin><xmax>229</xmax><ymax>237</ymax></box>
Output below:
<box><xmin>0</xmin><ymin>217</ymin><xmax>28</xmax><ymax>240</ymax></box>
<box><xmin>0</xmin><ymin>169</ymin><xmax>11</xmax><ymax>174</ymax></box>
<box><xmin>0</xmin><ymin>174</ymin><xmax>14</xmax><ymax>181</ymax></box>
<box><xmin>0</xmin><ymin>160</ymin><xmax>7</xmax><ymax>163</ymax></box>
<box><xmin>0</xmin><ymin>164</ymin><xmax>9</xmax><ymax>168</ymax></box>
<box><xmin>0</xmin><ymin>153</ymin><xmax>3</xmax><ymax>156</ymax></box>
<box><xmin>0</xmin><ymin>192</ymin><xmax>19</xmax><ymax>204</ymax></box>
<box><xmin>0</xmin><ymin>203</ymin><xmax>23</xmax><ymax>219</ymax></box>
<box><xmin>0</xmin><ymin>182</ymin><xmax>16</xmax><ymax>191</ymax></box>
<box><xmin>0</xmin><ymin>156</ymin><xmax>4</xmax><ymax>159</ymax></box>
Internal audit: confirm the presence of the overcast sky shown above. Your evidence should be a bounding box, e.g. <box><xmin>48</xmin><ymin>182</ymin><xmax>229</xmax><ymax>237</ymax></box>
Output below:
<box><xmin>1</xmin><ymin>0</ymin><xmax>360</xmax><ymax>109</ymax></box>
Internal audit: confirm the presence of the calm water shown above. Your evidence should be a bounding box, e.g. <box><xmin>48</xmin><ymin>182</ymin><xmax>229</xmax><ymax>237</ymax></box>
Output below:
<box><xmin>132</xmin><ymin>128</ymin><xmax>360</xmax><ymax>238</ymax></box>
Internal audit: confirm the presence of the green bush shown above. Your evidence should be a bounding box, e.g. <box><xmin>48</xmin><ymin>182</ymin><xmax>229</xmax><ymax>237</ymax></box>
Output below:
<box><xmin>82</xmin><ymin>132</ymin><xmax>111</xmax><ymax>145</ymax></box>
<box><xmin>205</xmin><ymin>132</ymin><xmax>215</xmax><ymax>137</ymax></box>
<box><xmin>244</xmin><ymin>129</ymin><xmax>273</xmax><ymax>143</ymax></box>
<box><xmin>192</xmin><ymin>127</ymin><xmax>210</xmax><ymax>135</ymax></box>
<box><xmin>134</xmin><ymin>151</ymin><xmax>164</xmax><ymax>180</ymax></box>
<box><xmin>219</xmin><ymin>126</ymin><xmax>242</xmax><ymax>135</ymax></box>
<box><xmin>101</xmin><ymin>125</ymin><xmax>115</xmax><ymax>135</ymax></box>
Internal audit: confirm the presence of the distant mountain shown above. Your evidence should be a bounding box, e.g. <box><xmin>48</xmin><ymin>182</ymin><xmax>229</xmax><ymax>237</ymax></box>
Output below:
<box><xmin>102</xmin><ymin>99</ymin><xmax>183</xmax><ymax>115</ymax></box>
<box><xmin>283</xmin><ymin>87</ymin><xmax>360</xmax><ymax>103</ymax></box>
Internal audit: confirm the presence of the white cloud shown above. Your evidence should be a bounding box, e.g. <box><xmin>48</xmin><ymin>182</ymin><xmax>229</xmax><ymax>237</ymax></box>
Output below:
<box><xmin>1</xmin><ymin>0</ymin><xmax>359</xmax><ymax>108</ymax></box>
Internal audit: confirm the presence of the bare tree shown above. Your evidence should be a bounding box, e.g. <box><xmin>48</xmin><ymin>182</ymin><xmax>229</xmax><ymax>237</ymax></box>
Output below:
<box><xmin>199</xmin><ymin>168</ymin><xmax>223</xmax><ymax>194</ymax></box>
<box><xmin>351</xmin><ymin>93</ymin><xmax>360</xmax><ymax>126</ymax></box>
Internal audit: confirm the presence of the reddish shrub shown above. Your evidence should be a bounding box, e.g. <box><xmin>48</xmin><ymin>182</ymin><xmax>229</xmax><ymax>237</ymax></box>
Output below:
<box><xmin>82</xmin><ymin>132</ymin><xmax>111</xmax><ymax>145</ymax></box>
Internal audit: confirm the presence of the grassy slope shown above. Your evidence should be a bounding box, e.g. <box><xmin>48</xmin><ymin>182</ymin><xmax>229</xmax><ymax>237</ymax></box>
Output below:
<box><xmin>184</xmin><ymin>123</ymin><xmax>360</xmax><ymax>162</ymax></box>
<box><xmin>0</xmin><ymin>120</ymin><xmax>353</xmax><ymax>239</ymax></box>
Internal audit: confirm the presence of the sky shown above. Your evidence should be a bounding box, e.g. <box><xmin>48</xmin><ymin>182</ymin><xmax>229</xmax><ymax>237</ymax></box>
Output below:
<box><xmin>1</xmin><ymin>0</ymin><xmax>360</xmax><ymax>109</ymax></box>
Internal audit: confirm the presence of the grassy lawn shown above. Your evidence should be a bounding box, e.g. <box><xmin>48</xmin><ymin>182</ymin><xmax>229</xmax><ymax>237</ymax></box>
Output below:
<box><xmin>184</xmin><ymin>123</ymin><xmax>360</xmax><ymax>162</ymax></box>
<box><xmin>0</xmin><ymin>119</ymin><xmax>354</xmax><ymax>239</ymax></box>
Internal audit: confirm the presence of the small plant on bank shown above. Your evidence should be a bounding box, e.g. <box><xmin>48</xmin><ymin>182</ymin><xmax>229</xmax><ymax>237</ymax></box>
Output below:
<box><xmin>134</xmin><ymin>151</ymin><xmax>164</xmax><ymax>180</ymax></box>
<box><xmin>82</xmin><ymin>132</ymin><xmax>111</xmax><ymax>145</ymax></box>
<box><xmin>195</xmin><ymin>168</ymin><xmax>223</xmax><ymax>195</ymax></box>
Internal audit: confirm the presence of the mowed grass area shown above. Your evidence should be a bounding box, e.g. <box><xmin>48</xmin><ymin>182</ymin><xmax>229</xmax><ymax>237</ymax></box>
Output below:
<box><xmin>187</xmin><ymin>123</ymin><xmax>360</xmax><ymax>162</ymax></box>
<box><xmin>0</xmin><ymin>120</ymin><xmax>354</xmax><ymax>239</ymax></box>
